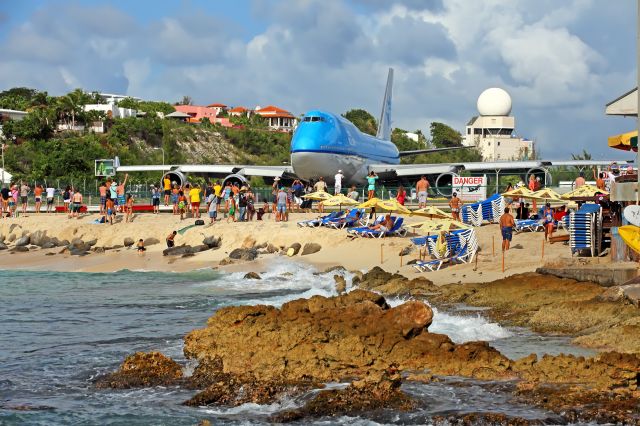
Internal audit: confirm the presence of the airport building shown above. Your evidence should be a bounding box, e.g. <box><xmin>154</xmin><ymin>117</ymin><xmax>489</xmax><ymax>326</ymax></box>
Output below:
<box><xmin>463</xmin><ymin>88</ymin><xmax>533</xmax><ymax>161</ymax></box>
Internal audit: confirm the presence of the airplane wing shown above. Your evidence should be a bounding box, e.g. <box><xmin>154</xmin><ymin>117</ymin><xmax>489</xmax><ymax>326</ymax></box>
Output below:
<box><xmin>116</xmin><ymin>164</ymin><xmax>294</xmax><ymax>178</ymax></box>
<box><xmin>398</xmin><ymin>146</ymin><xmax>469</xmax><ymax>157</ymax></box>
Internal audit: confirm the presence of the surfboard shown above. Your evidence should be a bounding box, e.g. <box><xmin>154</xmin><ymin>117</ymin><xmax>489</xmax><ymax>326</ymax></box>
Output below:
<box><xmin>618</xmin><ymin>225</ymin><xmax>640</xmax><ymax>253</ymax></box>
<box><xmin>623</xmin><ymin>205</ymin><xmax>640</xmax><ymax>227</ymax></box>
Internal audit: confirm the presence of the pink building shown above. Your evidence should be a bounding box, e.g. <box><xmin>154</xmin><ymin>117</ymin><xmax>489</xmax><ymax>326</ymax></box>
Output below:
<box><xmin>174</xmin><ymin>105</ymin><xmax>218</xmax><ymax>123</ymax></box>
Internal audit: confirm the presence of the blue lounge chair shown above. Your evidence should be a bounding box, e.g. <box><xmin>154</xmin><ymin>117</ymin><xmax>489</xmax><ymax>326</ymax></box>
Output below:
<box><xmin>515</xmin><ymin>219</ymin><xmax>543</xmax><ymax>232</ymax></box>
<box><xmin>347</xmin><ymin>215</ymin><xmax>387</xmax><ymax>236</ymax></box>
<box><xmin>297</xmin><ymin>211</ymin><xmax>343</xmax><ymax>227</ymax></box>
<box><xmin>361</xmin><ymin>217</ymin><xmax>405</xmax><ymax>238</ymax></box>
<box><xmin>327</xmin><ymin>209</ymin><xmax>365</xmax><ymax>229</ymax></box>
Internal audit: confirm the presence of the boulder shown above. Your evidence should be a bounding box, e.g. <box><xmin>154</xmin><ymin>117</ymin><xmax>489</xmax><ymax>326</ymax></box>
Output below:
<box><xmin>93</xmin><ymin>247</ymin><xmax>105</xmax><ymax>253</ymax></box>
<box><xmin>11</xmin><ymin>246</ymin><xmax>29</xmax><ymax>253</ymax></box>
<box><xmin>71</xmin><ymin>237</ymin><xmax>84</xmax><ymax>246</ymax></box>
<box><xmin>124</xmin><ymin>237</ymin><xmax>135</xmax><ymax>247</ymax></box>
<box><xmin>14</xmin><ymin>236</ymin><xmax>30</xmax><ymax>247</ymax></box>
<box><xmin>244</xmin><ymin>272</ymin><xmax>262</xmax><ymax>280</ymax></box>
<box><xmin>163</xmin><ymin>245</ymin><xmax>193</xmax><ymax>256</ymax></box>
<box><xmin>241</xmin><ymin>236</ymin><xmax>256</xmax><ymax>249</ymax></box>
<box><xmin>229</xmin><ymin>248</ymin><xmax>258</xmax><ymax>261</ymax></box>
<box><xmin>218</xmin><ymin>257</ymin><xmax>234</xmax><ymax>266</ymax></box>
<box><xmin>301</xmin><ymin>243</ymin><xmax>321</xmax><ymax>256</ymax></box>
<box><xmin>29</xmin><ymin>230</ymin><xmax>49</xmax><ymax>247</ymax></box>
<box><xmin>95</xmin><ymin>351</ymin><xmax>183</xmax><ymax>389</ymax></box>
<box><xmin>0</xmin><ymin>242</ymin><xmax>7</xmax><ymax>250</ymax></box>
<box><xmin>287</xmin><ymin>243</ymin><xmax>302</xmax><ymax>257</ymax></box>
<box><xmin>265</xmin><ymin>243</ymin><xmax>278</xmax><ymax>254</ymax></box>
<box><xmin>191</xmin><ymin>244</ymin><xmax>210</xmax><ymax>253</ymax></box>
<box><xmin>145</xmin><ymin>237</ymin><xmax>161</xmax><ymax>246</ymax></box>
<box><xmin>41</xmin><ymin>242</ymin><xmax>56</xmax><ymax>249</ymax></box>
<box><xmin>7</xmin><ymin>234</ymin><xmax>15</xmax><ymax>243</ymax></box>
<box><xmin>59</xmin><ymin>239</ymin><xmax>70</xmax><ymax>247</ymax></box>
<box><xmin>334</xmin><ymin>275</ymin><xmax>346</xmax><ymax>294</ymax></box>
<box><xmin>202</xmin><ymin>236</ymin><xmax>221</xmax><ymax>249</ymax></box>
<box><xmin>255</xmin><ymin>242</ymin><xmax>268</xmax><ymax>249</ymax></box>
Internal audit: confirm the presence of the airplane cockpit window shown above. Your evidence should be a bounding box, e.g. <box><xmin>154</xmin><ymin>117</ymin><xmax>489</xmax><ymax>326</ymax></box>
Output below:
<box><xmin>303</xmin><ymin>116</ymin><xmax>325</xmax><ymax>122</ymax></box>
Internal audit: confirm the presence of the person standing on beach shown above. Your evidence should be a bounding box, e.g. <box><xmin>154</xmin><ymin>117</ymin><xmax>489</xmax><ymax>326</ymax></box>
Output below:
<box><xmin>449</xmin><ymin>192</ymin><xmax>462</xmax><ymax>221</ymax></box>
<box><xmin>276</xmin><ymin>186</ymin><xmax>288</xmax><ymax>222</ymax></box>
<box><xmin>396</xmin><ymin>185</ymin><xmax>407</xmax><ymax>205</ymax></box>
<box><xmin>125</xmin><ymin>194</ymin><xmax>134</xmax><ymax>223</ymax></box>
<box><xmin>528</xmin><ymin>175</ymin><xmax>537</xmax><ymax>211</ymax></box>
<box><xmin>227</xmin><ymin>194</ymin><xmax>236</xmax><ymax>222</ymax></box>
<box><xmin>1</xmin><ymin>185</ymin><xmax>9</xmax><ymax>217</ymax></box>
<box><xmin>98</xmin><ymin>182</ymin><xmax>107</xmax><ymax>215</ymax></box>
<box><xmin>172</xmin><ymin>183</ymin><xmax>179</xmax><ymax>215</ymax></box>
<box><xmin>151</xmin><ymin>185</ymin><xmax>160</xmax><ymax>214</ymax></box>
<box><xmin>116</xmin><ymin>174</ymin><xmax>128</xmax><ymax>213</ymax></box>
<box><xmin>20</xmin><ymin>181</ymin><xmax>30</xmax><ymax>215</ymax></box>
<box><xmin>238</xmin><ymin>186</ymin><xmax>248</xmax><ymax>221</ymax></box>
<box><xmin>71</xmin><ymin>188</ymin><xmax>83</xmax><ymax>219</ymax></box>
<box><xmin>105</xmin><ymin>197</ymin><xmax>115</xmax><ymax>224</ymax></box>
<box><xmin>416</xmin><ymin>176</ymin><xmax>430</xmax><ymax>208</ymax></box>
<box><xmin>163</xmin><ymin>175</ymin><xmax>171</xmax><ymax>206</ymax></box>
<box><xmin>34</xmin><ymin>184</ymin><xmax>43</xmax><ymax>214</ymax></box>
<box><xmin>177</xmin><ymin>191</ymin><xmax>187</xmax><ymax>220</ymax></box>
<box><xmin>499</xmin><ymin>207</ymin><xmax>515</xmax><ymax>251</ymax></box>
<box><xmin>334</xmin><ymin>170</ymin><xmax>344</xmax><ymax>195</ymax></box>
<box><xmin>45</xmin><ymin>185</ymin><xmax>55</xmax><ymax>213</ymax></box>
<box><xmin>189</xmin><ymin>184</ymin><xmax>202</xmax><ymax>219</ymax></box>
<box><xmin>63</xmin><ymin>186</ymin><xmax>72</xmax><ymax>216</ymax></box>
<box><xmin>574</xmin><ymin>172</ymin><xmax>586</xmax><ymax>189</ymax></box>
<box><xmin>206</xmin><ymin>191</ymin><xmax>218</xmax><ymax>224</ymax></box>
<box><xmin>314</xmin><ymin>176</ymin><xmax>327</xmax><ymax>192</ymax></box>
<box><xmin>366</xmin><ymin>171</ymin><xmax>378</xmax><ymax>200</ymax></box>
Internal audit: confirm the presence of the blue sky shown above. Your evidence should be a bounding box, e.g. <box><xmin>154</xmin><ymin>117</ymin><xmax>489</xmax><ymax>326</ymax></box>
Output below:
<box><xmin>0</xmin><ymin>0</ymin><xmax>637</xmax><ymax>160</ymax></box>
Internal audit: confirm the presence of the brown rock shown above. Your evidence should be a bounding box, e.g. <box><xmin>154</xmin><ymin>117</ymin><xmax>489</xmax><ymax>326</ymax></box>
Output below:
<box><xmin>287</xmin><ymin>242</ymin><xmax>301</xmax><ymax>257</ymax></box>
<box><xmin>95</xmin><ymin>352</ymin><xmax>183</xmax><ymax>389</ymax></box>
<box><xmin>244</xmin><ymin>272</ymin><xmax>261</xmax><ymax>280</ymax></box>
<box><xmin>334</xmin><ymin>275</ymin><xmax>346</xmax><ymax>294</ymax></box>
<box><xmin>241</xmin><ymin>236</ymin><xmax>256</xmax><ymax>249</ymax></box>
<box><xmin>300</xmin><ymin>242</ymin><xmax>321</xmax><ymax>255</ymax></box>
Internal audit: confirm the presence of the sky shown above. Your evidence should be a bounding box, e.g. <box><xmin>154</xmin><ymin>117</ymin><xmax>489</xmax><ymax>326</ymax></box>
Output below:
<box><xmin>0</xmin><ymin>0</ymin><xmax>637</xmax><ymax>159</ymax></box>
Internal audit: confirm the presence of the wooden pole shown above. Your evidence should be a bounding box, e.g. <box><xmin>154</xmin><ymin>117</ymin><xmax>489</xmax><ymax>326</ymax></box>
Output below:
<box><xmin>541</xmin><ymin>237</ymin><xmax>545</xmax><ymax>260</ymax></box>
<box><xmin>502</xmin><ymin>250</ymin><xmax>505</xmax><ymax>272</ymax></box>
<box><xmin>492</xmin><ymin>235</ymin><xmax>495</xmax><ymax>257</ymax></box>
<box><xmin>380</xmin><ymin>243</ymin><xmax>383</xmax><ymax>264</ymax></box>
<box><xmin>400</xmin><ymin>253</ymin><xmax>403</xmax><ymax>267</ymax></box>
<box><xmin>475</xmin><ymin>252</ymin><xmax>479</xmax><ymax>270</ymax></box>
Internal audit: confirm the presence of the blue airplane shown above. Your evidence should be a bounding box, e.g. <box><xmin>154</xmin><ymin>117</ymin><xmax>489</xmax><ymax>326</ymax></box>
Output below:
<box><xmin>117</xmin><ymin>68</ymin><xmax>465</xmax><ymax>187</ymax></box>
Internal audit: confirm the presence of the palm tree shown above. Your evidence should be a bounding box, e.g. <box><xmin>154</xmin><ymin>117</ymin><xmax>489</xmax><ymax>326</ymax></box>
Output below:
<box><xmin>57</xmin><ymin>89</ymin><xmax>89</xmax><ymax>128</ymax></box>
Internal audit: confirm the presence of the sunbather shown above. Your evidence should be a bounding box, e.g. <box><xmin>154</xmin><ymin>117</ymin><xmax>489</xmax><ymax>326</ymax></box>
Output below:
<box><xmin>368</xmin><ymin>214</ymin><xmax>393</xmax><ymax>232</ymax></box>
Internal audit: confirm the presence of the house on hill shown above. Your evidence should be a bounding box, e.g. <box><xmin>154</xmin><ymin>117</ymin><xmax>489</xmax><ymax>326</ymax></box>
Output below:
<box><xmin>207</xmin><ymin>103</ymin><xmax>227</xmax><ymax>116</ymax></box>
<box><xmin>228</xmin><ymin>106</ymin><xmax>248</xmax><ymax>117</ymax></box>
<box><xmin>254</xmin><ymin>105</ymin><xmax>297</xmax><ymax>131</ymax></box>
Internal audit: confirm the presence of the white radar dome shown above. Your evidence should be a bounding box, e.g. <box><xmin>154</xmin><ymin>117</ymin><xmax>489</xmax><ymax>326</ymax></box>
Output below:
<box><xmin>477</xmin><ymin>87</ymin><xmax>512</xmax><ymax>116</ymax></box>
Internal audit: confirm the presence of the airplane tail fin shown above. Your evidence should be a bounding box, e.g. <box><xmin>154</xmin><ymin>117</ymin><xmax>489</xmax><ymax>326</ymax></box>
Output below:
<box><xmin>376</xmin><ymin>68</ymin><xmax>393</xmax><ymax>141</ymax></box>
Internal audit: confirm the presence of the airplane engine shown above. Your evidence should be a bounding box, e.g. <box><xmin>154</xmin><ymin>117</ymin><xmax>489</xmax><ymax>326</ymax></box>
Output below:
<box><xmin>526</xmin><ymin>167</ymin><xmax>550</xmax><ymax>186</ymax></box>
<box><xmin>435</xmin><ymin>172</ymin><xmax>459</xmax><ymax>197</ymax></box>
<box><xmin>222</xmin><ymin>173</ymin><xmax>250</xmax><ymax>189</ymax></box>
<box><xmin>161</xmin><ymin>170</ymin><xmax>187</xmax><ymax>188</ymax></box>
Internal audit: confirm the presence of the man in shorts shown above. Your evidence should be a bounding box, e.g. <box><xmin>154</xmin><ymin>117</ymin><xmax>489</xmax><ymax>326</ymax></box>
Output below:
<box><xmin>0</xmin><ymin>185</ymin><xmax>9</xmax><ymax>216</ymax></box>
<box><xmin>499</xmin><ymin>207</ymin><xmax>515</xmax><ymax>251</ymax></box>
<box><xmin>276</xmin><ymin>186</ymin><xmax>288</xmax><ymax>222</ymax></box>
<box><xmin>416</xmin><ymin>176</ymin><xmax>430</xmax><ymax>208</ymax></box>
<box><xmin>449</xmin><ymin>192</ymin><xmax>462</xmax><ymax>221</ymax></box>
<box><xmin>45</xmin><ymin>185</ymin><xmax>55</xmax><ymax>213</ymax></box>
<box><xmin>206</xmin><ymin>191</ymin><xmax>218</xmax><ymax>224</ymax></box>
<box><xmin>20</xmin><ymin>181</ymin><xmax>30</xmax><ymax>215</ymax></box>
<box><xmin>163</xmin><ymin>175</ymin><xmax>171</xmax><ymax>206</ymax></box>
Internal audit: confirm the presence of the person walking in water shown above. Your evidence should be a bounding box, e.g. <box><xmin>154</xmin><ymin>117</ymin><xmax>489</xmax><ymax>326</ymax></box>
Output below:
<box><xmin>366</xmin><ymin>171</ymin><xmax>378</xmax><ymax>200</ymax></box>
<box><xmin>416</xmin><ymin>176</ymin><xmax>430</xmax><ymax>208</ymax></box>
<box><xmin>499</xmin><ymin>207</ymin><xmax>515</xmax><ymax>251</ymax></box>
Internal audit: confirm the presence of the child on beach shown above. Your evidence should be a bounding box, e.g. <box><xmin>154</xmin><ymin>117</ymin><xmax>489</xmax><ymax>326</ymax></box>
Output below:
<box><xmin>206</xmin><ymin>192</ymin><xmax>218</xmax><ymax>224</ymax></box>
<box><xmin>166</xmin><ymin>231</ymin><xmax>177</xmax><ymax>248</ymax></box>
<box><xmin>178</xmin><ymin>191</ymin><xmax>187</xmax><ymax>220</ymax></box>
<box><xmin>137</xmin><ymin>239</ymin><xmax>146</xmax><ymax>254</ymax></box>
<box><xmin>105</xmin><ymin>197</ymin><xmax>115</xmax><ymax>225</ymax></box>
<box><xmin>125</xmin><ymin>194</ymin><xmax>134</xmax><ymax>223</ymax></box>
<box><xmin>172</xmin><ymin>184</ymin><xmax>179</xmax><ymax>215</ymax></box>
<box><xmin>227</xmin><ymin>195</ymin><xmax>236</xmax><ymax>222</ymax></box>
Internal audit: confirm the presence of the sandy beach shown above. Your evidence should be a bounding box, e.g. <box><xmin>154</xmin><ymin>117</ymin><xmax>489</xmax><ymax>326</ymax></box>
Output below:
<box><xmin>0</xmin><ymin>210</ymin><xmax>600</xmax><ymax>283</ymax></box>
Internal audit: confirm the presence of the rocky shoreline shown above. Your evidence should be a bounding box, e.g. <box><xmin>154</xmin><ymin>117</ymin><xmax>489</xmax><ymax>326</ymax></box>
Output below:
<box><xmin>97</xmin><ymin>268</ymin><xmax>640</xmax><ymax>424</ymax></box>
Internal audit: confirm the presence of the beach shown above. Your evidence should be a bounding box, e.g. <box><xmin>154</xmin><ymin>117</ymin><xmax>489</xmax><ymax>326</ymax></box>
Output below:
<box><xmin>0</xmin><ymin>210</ymin><xmax>586</xmax><ymax>283</ymax></box>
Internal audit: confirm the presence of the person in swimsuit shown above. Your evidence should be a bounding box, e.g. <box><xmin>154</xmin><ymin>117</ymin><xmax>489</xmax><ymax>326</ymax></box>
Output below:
<box><xmin>125</xmin><ymin>194</ymin><xmax>134</xmax><ymax>223</ymax></box>
<box><xmin>105</xmin><ymin>197</ymin><xmax>115</xmax><ymax>225</ymax></box>
<box><xmin>499</xmin><ymin>207</ymin><xmax>515</xmax><ymax>251</ymax></box>
<box><xmin>98</xmin><ymin>182</ymin><xmax>107</xmax><ymax>215</ymax></box>
<box><xmin>542</xmin><ymin>203</ymin><xmax>555</xmax><ymax>241</ymax></box>
<box><xmin>416</xmin><ymin>176</ymin><xmax>430</xmax><ymax>208</ymax></box>
<box><xmin>227</xmin><ymin>195</ymin><xmax>236</xmax><ymax>222</ymax></box>
<box><xmin>34</xmin><ymin>184</ymin><xmax>43</xmax><ymax>214</ymax></box>
<box><xmin>71</xmin><ymin>188</ymin><xmax>83</xmax><ymax>219</ymax></box>
<box><xmin>396</xmin><ymin>185</ymin><xmax>406</xmax><ymax>205</ymax></box>
<box><xmin>116</xmin><ymin>173</ymin><xmax>128</xmax><ymax>213</ymax></box>
<box><xmin>177</xmin><ymin>191</ymin><xmax>187</xmax><ymax>220</ymax></box>
<box><xmin>163</xmin><ymin>176</ymin><xmax>171</xmax><ymax>206</ymax></box>
<box><xmin>449</xmin><ymin>192</ymin><xmax>463</xmax><ymax>221</ymax></box>
<box><xmin>172</xmin><ymin>184</ymin><xmax>179</xmax><ymax>215</ymax></box>
<box><xmin>166</xmin><ymin>231</ymin><xmax>177</xmax><ymax>248</ymax></box>
<box><xmin>369</xmin><ymin>214</ymin><xmax>393</xmax><ymax>232</ymax></box>
<box><xmin>19</xmin><ymin>181</ymin><xmax>30</xmax><ymax>215</ymax></box>
<box><xmin>137</xmin><ymin>239</ymin><xmax>146</xmax><ymax>254</ymax></box>
<box><xmin>366</xmin><ymin>172</ymin><xmax>378</xmax><ymax>200</ymax></box>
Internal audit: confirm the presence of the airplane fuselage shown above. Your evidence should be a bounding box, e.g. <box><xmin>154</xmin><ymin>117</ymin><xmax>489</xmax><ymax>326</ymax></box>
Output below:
<box><xmin>290</xmin><ymin>110</ymin><xmax>399</xmax><ymax>185</ymax></box>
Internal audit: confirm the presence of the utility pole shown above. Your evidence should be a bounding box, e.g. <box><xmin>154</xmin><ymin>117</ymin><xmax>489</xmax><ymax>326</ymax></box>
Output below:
<box><xmin>1</xmin><ymin>143</ymin><xmax>5</xmax><ymax>188</ymax></box>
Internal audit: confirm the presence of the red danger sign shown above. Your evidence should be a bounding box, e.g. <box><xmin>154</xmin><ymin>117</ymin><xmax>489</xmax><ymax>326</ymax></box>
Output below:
<box><xmin>453</xmin><ymin>176</ymin><xmax>484</xmax><ymax>186</ymax></box>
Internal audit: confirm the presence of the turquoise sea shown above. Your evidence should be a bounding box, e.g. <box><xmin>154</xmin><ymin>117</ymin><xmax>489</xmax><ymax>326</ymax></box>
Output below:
<box><xmin>0</xmin><ymin>262</ymin><xmax>593</xmax><ymax>425</ymax></box>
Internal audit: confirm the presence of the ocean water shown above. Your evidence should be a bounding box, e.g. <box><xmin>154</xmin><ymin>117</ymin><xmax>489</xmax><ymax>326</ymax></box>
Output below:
<box><xmin>0</xmin><ymin>261</ymin><xmax>587</xmax><ymax>425</ymax></box>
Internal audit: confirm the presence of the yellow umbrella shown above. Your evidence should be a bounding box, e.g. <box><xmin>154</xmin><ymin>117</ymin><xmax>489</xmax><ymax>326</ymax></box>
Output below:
<box><xmin>302</xmin><ymin>191</ymin><xmax>332</xmax><ymax>201</ymax></box>
<box><xmin>411</xmin><ymin>206</ymin><xmax>453</xmax><ymax>219</ymax></box>
<box><xmin>608</xmin><ymin>130</ymin><xmax>637</xmax><ymax>152</ymax></box>
<box><xmin>532</xmin><ymin>188</ymin><xmax>562</xmax><ymax>201</ymax></box>
<box><xmin>502</xmin><ymin>187</ymin><xmax>539</xmax><ymax>199</ymax></box>
<box><xmin>561</xmin><ymin>184</ymin><xmax>608</xmax><ymax>199</ymax></box>
<box><xmin>322</xmin><ymin>194</ymin><xmax>360</xmax><ymax>206</ymax></box>
<box><xmin>375</xmin><ymin>198</ymin><xmax>412</xmax><ymax>215</ymax></box>
<box><xmin>356</xmin><ymin>197</ymin><xmax>381</xmax><ymax>209</ymax></box>
<box><xmin>410</xmin><ymin>219</ymin><xmax>472</xmax><ymax>233</ymax></box>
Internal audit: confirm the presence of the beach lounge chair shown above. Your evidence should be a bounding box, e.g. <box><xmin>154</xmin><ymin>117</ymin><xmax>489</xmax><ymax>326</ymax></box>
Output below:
<box><xmin>361</xmin><ymin>217</ymin><xmax>405</xmax><ymax>238</ymax></box>
<box><xmin>515</xmin><ymin>219</ymin><xmax>543</xmax><ymax>232</ymax></box>
<box><xmin>297</xmin><ymin>211</ymin><xmax>343</xmax><ymax>227</ymax></box>
<box><xmin>412</xmin><ymin>241</ymin><xmax>468</xmax><ymax>272</ymax></box>
<box><xmin>569</xmin><ymin>203</ymin><xmax>602</xmax><ymax>256</ymax></box>
<box><xmin>327</xmin><ymin>209</ymin><xmax>365</xmax><ymax>229</ymax></box>
<box><xmin>347</xmin><ymin>215</ymin><xmax>387</xmax><ymax>236</ymax></box>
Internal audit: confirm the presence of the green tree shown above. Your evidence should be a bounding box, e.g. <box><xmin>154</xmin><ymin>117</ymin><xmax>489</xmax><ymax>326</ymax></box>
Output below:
<box><xmin>391</xmin><ymin>128</ymin><xmax>424</xmax><ymax>152</ymax></box>
<box><xmin>57</xmin><ymin>89</ymin><xmax>91</xmax><ymax>128</ymax></box>
<box><xmin>430</xmin><ymin>122</ymin><xmax>463</xmax><ymax>148</ymax></box>
<box><xmin>343</xmin><ymin>109</ymin><xmax>377</xmax><ymax>136</ymax></box>
<box><xmin>571</xmin><ymin>149</ymin><xmax>592</xmax><ymax>160</ymax></box>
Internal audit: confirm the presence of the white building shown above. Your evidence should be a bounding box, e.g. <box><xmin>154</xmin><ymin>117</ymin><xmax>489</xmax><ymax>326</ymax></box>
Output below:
<box><xmin>82</xmin><ymin>93</ymin><xmax>138</xmax><ymax>132</ymax></box>
<box><xmin>463</xmin><ymin>88</ymin><xmax>534</xmax><ymax>161</ymax></box>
